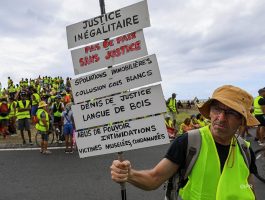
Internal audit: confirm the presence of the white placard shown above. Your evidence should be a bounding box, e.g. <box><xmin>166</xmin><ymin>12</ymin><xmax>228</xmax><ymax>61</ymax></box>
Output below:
<box><xmin>76</xmin><ymin>115</ymin><xmax>169</xmax><ymax>158</ymax></box>
<box><xmin>71</xmin><ymin>29</ymin><xmax>148</xmax><ymax>75</ymax></box>
<box><xmin>66</xmin><ymin>0</ymin><xmax>150</xmax><ymax>49</ymax></box>
<box><xmin>72</xmin><ymin>84</ymin><xmax>166</xmax><ymax>130</ymax></box>
<box><xmin>71</xmin><ymin>54</ymin><xmax>161</xmax><ymax>102</ymax></box>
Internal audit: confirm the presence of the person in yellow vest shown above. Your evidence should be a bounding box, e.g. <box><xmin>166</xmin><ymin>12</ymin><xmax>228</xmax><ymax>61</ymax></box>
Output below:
<box><xmin>196</xmin><ymin>113</ymin><xmax>209</xmax><ymax>127</ymax></box>
<box><xmin>253</xmin><ymin>87</ymin><xmax>265</xmax><ymax>145</ymax></box>
<box><xmin>110</xmin><ymin>85</ymin><xmax>259</xmax><ymax>200</ymax></box>
<box><xmin>179</xmin><ymin>118</ymin><xmax>193</xmax><ymax>134</ymax></box>
<box><xmin>17</xmin><ymin>92</ymin><xmax>33</xmax><ymax>146</ymax></box>
<box><xmin>166</xmin><ymin>93</ymin><xmax>179</xmax><ymax>127</ymax></box>
<box><xmin>165</xmin><ymin>114</ymin><xmax>178</xmax><ymax>139</ymax></box>
<box><xmin>190</xmin><ymin>114</ymin><xmax>201</xmax><ymax>129</ymax></box>
<box><xmin>31</xmin><ymin>89</ymin><xmax>41</xmax><ymax>122</ymax></box>
<box><xmin>8</xmin><ymin>81</ymin><xmax>16</xmax><ymax>98</ymax></box>
<box><xmin>16</xmin><ymin>84</ymin><xmax>20</xmax><ymax>92</ymax></box>
<box><xmin>34</xmin><ymin>82</ymin><xmax>40</xmax><ymax>94</ymax></box>
<box><xmin>7</xmin><ymin>77</ymin><xmax>11</xmax><ymax>87</ymax></box>
<box><xmin>36</xmin><ymin>101</ymin><xmax>52</xmax><ymax>154</ymax></box>
<box><xmin>50</xmin><ymin>95</ymin><xmax>64</xmax><ymax>143</ymax></box>
<box><xmin>0</xmin><ymin>97</ymin><xmax>10</xmax><ymax>139</ymax></box>
<box><xmin>9</xmin><ymin>97</ymin><xmax>18</xmax><ymax>136</ymax></box>
<box><xmin>48</xmin><ymin>90</ymin><xmax>56</xmax><ymax>111</ymax></box>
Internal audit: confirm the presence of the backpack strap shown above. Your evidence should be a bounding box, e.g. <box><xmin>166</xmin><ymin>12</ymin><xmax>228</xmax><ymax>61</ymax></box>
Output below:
<box><xmin>64</xmin><ymin>112</ymin><xmax>72</xmax><ymax>124</ymax></box>
<box><xmin>236</xmin><ymin>137</ymin><xmax>251</xmax><ymax>169</ymax></box>
<box><xmin>182</xmin><ymin>129</ymin><xmax>202</xmax><ymax>180</ymax></box>
<box><xmin>165</xmin><ymin>129</ymin><xmax>202</xmax><ymax>199</ymax></box>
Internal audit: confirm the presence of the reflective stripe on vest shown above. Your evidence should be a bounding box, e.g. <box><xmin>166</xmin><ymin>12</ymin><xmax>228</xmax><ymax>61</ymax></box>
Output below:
<box><xmin>32</xmin><ymin>93</ymin><xmax>40</xmax><ymax>106</ymax></box>
<box><xmin>165</xmin><ymin>120</ymin><xmax>172</xmax><ymax>127</ymax></box>
<box><xmin>179</xmin><ymin>123</ymin><xmax>185</xmax><ymax>134</ymax></box>
<box><xmin>167</xmin><ymin>98</ymin><xmax>176</xmax><ymax>112</ymax></box>
<box><xmin>53</xmin><ymin>102</ymin><xmax>62</xmax><ymax>117</ymax></box>
<box><xmin>254</xmin><ymin>96</ymin><xmax>264</xmax><ymax>115</ymax></box>
<box><xmin>179</xmin><ymin>126</ymin><xmax>255</xmax><ymax>200</ymax></box>
<box><xmin>35</xmin><ymin>109</ymin><xmax>49</xmax><ymax>131</ymax></box>
<box><xmin>17</xmin><ymin>100</ymin><xmax>30</xmax><ymax>119</ymax></box>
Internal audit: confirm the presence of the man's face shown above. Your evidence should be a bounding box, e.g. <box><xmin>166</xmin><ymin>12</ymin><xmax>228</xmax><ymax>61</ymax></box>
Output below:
<box><xmin>172</xmin><ymin>94</ymin><xmax>176</xmax><ymax>99</ymax></box>
<box><xmin>56</xmin><ymin>98</ymin><xmax>60</xmax><ymax>103</ymax></box>
<box><xmin>209</xmin><ymin>101</ymin><xmax>242</xmax><ymax>138</ymax></box>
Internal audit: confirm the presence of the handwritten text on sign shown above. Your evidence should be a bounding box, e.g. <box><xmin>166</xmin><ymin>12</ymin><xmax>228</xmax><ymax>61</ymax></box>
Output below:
<box><xmin>66</xmin><ymin>0</ymin><xmax>150</xmax><ymax>49</ymax></box>
<box><xmin>76</xmin><ymin>115</ymin><xmax>169</xmax><ymax>158</ymax></box>
<box><xmin>71</xmin><ymin>54</ymin><xmax>161</xmax><ymax>102</ymax></box>
<box><xmin>71</xmin><ymin>29</ymin><xmax>147</xmax><ymax>75</ymax></box>
<box><xmin>72</xmin><ymin>84</ymin><xmax>166</xmax><ymax>130</ymax></box>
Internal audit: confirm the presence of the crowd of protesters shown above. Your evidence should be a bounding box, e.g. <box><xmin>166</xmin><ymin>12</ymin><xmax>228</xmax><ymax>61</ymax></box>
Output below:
<box><xmin>0</xmin><ymin>76</ymin><xmax>76</xmax><ymax>154</ymax></box>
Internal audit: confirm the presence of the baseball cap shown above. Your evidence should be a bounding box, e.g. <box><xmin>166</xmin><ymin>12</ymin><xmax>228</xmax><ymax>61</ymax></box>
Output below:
<box><xmin>165</xmin><ymin>114</ymin><xmax>170</xmax><ymax>119</ymax></box>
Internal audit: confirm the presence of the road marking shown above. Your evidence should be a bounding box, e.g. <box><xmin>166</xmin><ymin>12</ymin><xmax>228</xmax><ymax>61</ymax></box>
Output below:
<box><xmin>0</xmin><ymin>147</ymin><xmax>66</xmax><ymax>151</ymax></box>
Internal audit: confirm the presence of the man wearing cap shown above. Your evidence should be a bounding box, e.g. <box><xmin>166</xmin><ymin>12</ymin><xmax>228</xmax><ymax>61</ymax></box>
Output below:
<box><xmin>165</xmin><ymin>114</ymin><xmax>178</xmax><ymax>139</ymax></box>
<box><xmin>166</xmin><ymin>93</ymin><xmax>179</xmax><ymax>127</ymax></box>
<box><xmin>17</xmin><ymin>92</ymin><xmax>33</xmax><ymax>146</ymax></box>
<box><xmin>253</xmin><ymin>87</ymin><xmax>265</xmax><ymax>145</ymax></box>
<box><xmin>110</xmin><ymin>85</ymin><xmax>258</xmax><ymax>200</ymax></box>
<box><xmin>36</xmin><ymin>101</ymin><xmax>52</xmax><ymax>154</ymax></box>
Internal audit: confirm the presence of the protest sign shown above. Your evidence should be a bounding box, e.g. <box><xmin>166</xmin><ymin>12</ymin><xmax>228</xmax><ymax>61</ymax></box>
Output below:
<box><xmin>71</xmin><ymin>54</ymin><xmax>161</xmax><ymax>102</ymax></box>
<box><xmin>76</xmin><ymin>115</ymin><xmax>169</xmax><ymax>158</ymax></box>
<box><xmin>72</xmin><ymin>84</ymin><xmax>166</xmax><ymax>130</ymax></box>
<box><xmin>71</xmin><ymin>29</ymin><xmax>148</xmax><ymax>75</ymax></box>
<box><xmin>66</xmin><ymin>0</ymin><xmax>150</xmax><ymax>49</ymax></box>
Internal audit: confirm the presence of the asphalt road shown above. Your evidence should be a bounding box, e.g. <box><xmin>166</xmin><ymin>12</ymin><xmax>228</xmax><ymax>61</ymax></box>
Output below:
<box><xmin>0</xmin><ymin>128</ymin><xmax>264</xmax><ymax>200</ymax></box>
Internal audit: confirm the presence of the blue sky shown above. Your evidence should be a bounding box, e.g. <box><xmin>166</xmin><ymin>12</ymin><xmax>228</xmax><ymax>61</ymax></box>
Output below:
<box><xmin>0</xmin><ymin>0</ymin><xmax>264</xmax><ymax>100</ymax></box>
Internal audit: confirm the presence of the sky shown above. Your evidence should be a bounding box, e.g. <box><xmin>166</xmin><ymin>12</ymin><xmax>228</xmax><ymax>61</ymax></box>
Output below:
<box><xmin>0</xmin><ymin>0</ymin><xmax>264</xmax><ymax>100</ymax></box>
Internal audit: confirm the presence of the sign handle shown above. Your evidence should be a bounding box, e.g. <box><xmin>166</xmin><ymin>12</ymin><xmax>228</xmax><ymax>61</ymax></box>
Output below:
<box><xmin>118</xmin><ymin>152</ymin><xmax>127</xmax><ymax>200</ymax></box>
<box><xmin>99</xmin><ymin>2</ymin><xmax>125</xmax><ymax>199</ymax></box>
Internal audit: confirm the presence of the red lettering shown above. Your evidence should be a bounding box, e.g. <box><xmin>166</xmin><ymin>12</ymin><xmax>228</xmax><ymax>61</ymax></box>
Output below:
<box><xmin>85</xmin><ymin>46</ymin><xmax>90</xmax><ymax>54</ymax></box>
<box><xmin>89</xmin><ymin>55</ymin><xmax>94</xmax><ymax>63</ymax></box>
<box><xmin>116</xmin><ymin>36</ymin><xmax>123</xmax><ymax>44</ymax></box>
<box><xmin>126</xmin><ymin>45</ymin><xmax>130</xmax><ymax>53</ymax></box>
<box><xmin>79</xmin><ymin>58</ymin><xmax>84</xmax><ymax>67</ymax></box>
<box><xmin>135</xmin><ymin>41</ymin><xmax>141</xmax><ymax>50</ymax></box>
<box><xmin>110</xmin><ymin>50</ymin><xmax>115</xmax><ymax>58</ymax></box>
<box><xmin>85</xmin><ymin>57</ymin><xmax>90</xmax><ymax>65</ymax></box>
<box><xmin>103</xmin><ymin>41</ymin><xmax>109</xmax><ymax>48</ymax></box>
<box><xmin>95</xmin><ymin>44</ymin><xmax>100</xmax><ymax>50</ymax></box>
<box><xmin>130</xmin><ymin>32</ymin><xmax>136</xmax><ymax>39</ymax></box>
<box><xmin>105</xmin><ymin>51</ymin><xmax>111</xmax><ymax>60</ymax></box>
<box><xmin>109</xmin><ymin>40</ymin><xmax>114</xmax><ymax>46</ymax></box>
<box><xmin>129</xmin><ymin>43</ymin><xmax>135</xmax><ymax>51</ymax></box>
<box><xmin>94</xmin><ymin>54</ymin><xmax>100</xmax><ymax>62</ymax></box>
<box><xmin>123</xmin><ymin>35</ymin><xmax>128</xmax><ymax>42</ymax></box>
<box><xmin>116</xmin><ymin>49</ymin><xmax>121</xmax><ymax>57</ymax></box>
<box><xmin>120</xmin><ymin>46</ymin><xmax>126</xmax><ymax>55</ymax></box>
<box><xmin>90</xmin><ymin>45</ymin><xmax>96</xmax><ymax>52</ymax></box>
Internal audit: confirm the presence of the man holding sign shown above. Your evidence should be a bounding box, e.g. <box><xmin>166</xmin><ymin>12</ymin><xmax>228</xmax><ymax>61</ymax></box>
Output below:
<box><xmin>111</xmin><ymin>85</ymin><xmax>258</xmax><ymax>200</ymax></box>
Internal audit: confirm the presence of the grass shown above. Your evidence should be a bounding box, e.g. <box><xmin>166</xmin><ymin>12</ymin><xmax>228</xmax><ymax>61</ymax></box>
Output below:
<box><xmin>173</xmin><ymin>104</ymin><xmax>199</xmax><ymax>129</ymax></box>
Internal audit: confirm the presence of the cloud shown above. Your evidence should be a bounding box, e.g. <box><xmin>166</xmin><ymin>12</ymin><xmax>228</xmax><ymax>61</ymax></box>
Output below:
<box><xmin>0</xmin><ymin>0</ymin><xmax>264</xmax><ymax>100</ymax></box>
